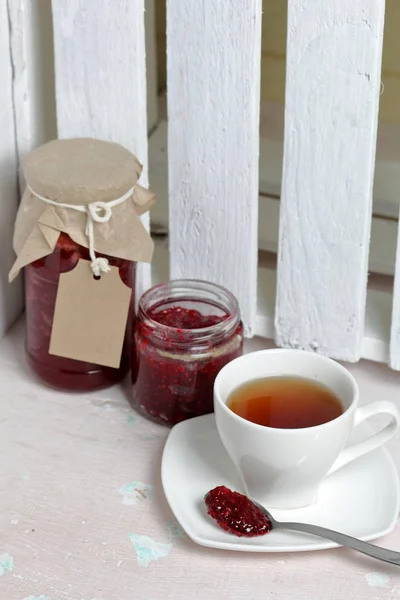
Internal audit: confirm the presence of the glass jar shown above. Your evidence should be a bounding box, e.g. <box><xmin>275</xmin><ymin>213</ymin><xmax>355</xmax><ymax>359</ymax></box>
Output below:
<box><xmin>131</xmin><ymin>280</ymin><xmax>244</xmax><ymax>425</ymax></box>
<box><xmin>25</xmin><ymin>233</ymin><xmax>135</xmax><ymax>391</ymax></box>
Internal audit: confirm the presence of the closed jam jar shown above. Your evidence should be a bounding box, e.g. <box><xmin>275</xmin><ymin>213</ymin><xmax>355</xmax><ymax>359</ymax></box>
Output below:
<box><xmin>25</xmin><ymin>232</ymin><xmax>135</xmax><ymax>391</ymax></box>
<box><xmin>131</xmin><ymin>280</ymin><xmax>244</xmax><ymax>425</ymax></box>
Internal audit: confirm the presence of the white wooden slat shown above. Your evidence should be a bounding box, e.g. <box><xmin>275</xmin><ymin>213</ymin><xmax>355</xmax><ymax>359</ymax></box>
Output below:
<box><xmin>275</xmin><ymin>0</ymin><xmax>386</xmax><ymax>361</ymax></box>
<box><xmin>257</xmin><ymin>101</ymin><xmax>400</xmax><ymax>278</ymax></box>
<box><xmin>148</xmin><ymin>121</ymin><xmax>394</xmax><ymax>365</ymax></box>
<box><xmin>2</xmin><ymin>0</ymin><xmax>55</xmax><ymax>337</ymax></box>
<box><xmin>0</xmin><ymin>0</ymin><xmax>24</xmax><ymax>337</ymax></box>
<box><xmin>51</xmin><ymin>0</ymin><xmax>151</xmax><ymax>296</ymax></box>
<box><xmin>167</xmin><ymin>0</ymin><xmax>262</xmax><ymax>336</ymax></box>
<box><xmin>7</xmin><ymin>0</ymin><xmax>57</xmax><ymax>174</ymax></box>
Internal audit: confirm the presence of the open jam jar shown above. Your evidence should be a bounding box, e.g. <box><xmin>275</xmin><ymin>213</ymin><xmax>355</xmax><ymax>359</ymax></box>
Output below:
<box><xmin>25</xmin><ymin>233</ymin><xmax>135</xmax><ymax>392</ymax></box>
<box><xmin>131</xmin><ymin>280</ymin><xmax>244</xmax><ymax>425</ymax></box>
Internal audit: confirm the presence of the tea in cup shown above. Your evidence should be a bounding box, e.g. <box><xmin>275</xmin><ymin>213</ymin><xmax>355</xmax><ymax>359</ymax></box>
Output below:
<box><xmin>214</xmin><ymin>349</ymin><xmax>399</xmax><ymax>509</ymax></box>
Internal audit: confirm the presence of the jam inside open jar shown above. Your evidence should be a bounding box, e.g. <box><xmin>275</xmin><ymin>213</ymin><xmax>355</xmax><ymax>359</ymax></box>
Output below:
<box><xmin>131</xmin><ymin>280</ymin><xmax>244</xmax><ymax>425</ymax></box>
<box><xmin>25</xmin><ymin>233</ymin><xmax>135</xmax><ymax>391</ymax></box>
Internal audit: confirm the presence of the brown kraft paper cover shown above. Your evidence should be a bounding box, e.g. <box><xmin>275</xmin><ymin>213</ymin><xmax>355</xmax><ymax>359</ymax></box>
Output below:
<box><xmin>9</xmin><ymin>138</ymin><xmax>156</xmax><ymax>282</ymax></box>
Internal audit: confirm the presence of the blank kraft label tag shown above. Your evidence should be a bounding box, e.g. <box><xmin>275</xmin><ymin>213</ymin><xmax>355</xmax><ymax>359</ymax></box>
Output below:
<box><xmin>49</xmin><ymin>259</ymin><xmax>132</xmax><ymax>368</ymax></box>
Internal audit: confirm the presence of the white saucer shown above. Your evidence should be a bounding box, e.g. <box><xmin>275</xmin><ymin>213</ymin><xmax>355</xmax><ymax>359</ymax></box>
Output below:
<box><xmin>161</xmin><ymin>414</ymin><xmax>400</xmax><ymax>552</ymax></box>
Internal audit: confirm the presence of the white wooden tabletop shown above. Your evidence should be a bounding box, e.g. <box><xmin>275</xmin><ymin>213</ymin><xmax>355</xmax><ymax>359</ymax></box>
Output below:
<box><xmin>1</xmin><ymin>320</ymin><xmax>400</xmax><ymax>600</ymax></box>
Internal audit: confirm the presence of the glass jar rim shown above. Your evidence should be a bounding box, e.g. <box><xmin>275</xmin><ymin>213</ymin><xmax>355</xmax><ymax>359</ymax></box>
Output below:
<box><xmin>138</xmin><ymin>279</ymin><xmax>241</xmax><ymax>344</ymax></box>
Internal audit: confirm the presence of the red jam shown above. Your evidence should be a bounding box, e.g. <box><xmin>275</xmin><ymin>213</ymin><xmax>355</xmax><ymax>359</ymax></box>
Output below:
<box><xmin>205</xmin><ymin>486</ymin><xmax>271</xmax><ymax>537</ymax></box>
<box><xmin>131</xmin><ymin>280</ymin><xmax>244</xmax><ymax>426</ymax></box>
<box><xmin>150</xmin><ymin>306</ymin><xmax>225</xmax><ymax>329</ymax></box>
<box><xmin>25</xmin><ymin>232</ymin><xmax>135</xmax><ymax>391</ymax></box>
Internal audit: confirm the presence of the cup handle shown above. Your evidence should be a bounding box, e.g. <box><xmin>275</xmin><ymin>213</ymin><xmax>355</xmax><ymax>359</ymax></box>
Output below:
<box><xmin>329</xmin><ymin>401</ymin><xmax>400</xmax><ymax>475</ymax></box>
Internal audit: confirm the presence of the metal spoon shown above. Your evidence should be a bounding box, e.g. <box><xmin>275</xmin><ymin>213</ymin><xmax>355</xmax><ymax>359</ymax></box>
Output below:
<box><xmin>253</xmin><ymin>500</ymin><xmax>400</xmax><ymax>566</ymax></box>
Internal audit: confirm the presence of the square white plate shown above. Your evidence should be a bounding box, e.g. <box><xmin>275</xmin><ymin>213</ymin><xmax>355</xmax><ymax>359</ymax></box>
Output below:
<box><xmin>161</xmin><ymin>414</ymin><xmax>399</xmax><ymax>552</ymax></box>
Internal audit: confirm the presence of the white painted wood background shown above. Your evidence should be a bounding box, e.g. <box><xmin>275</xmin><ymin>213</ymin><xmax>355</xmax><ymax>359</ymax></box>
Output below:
<box><xmin>1</xmin><ymin>0</ymin><xmax>399</xmax><ymax>370</ymax></box>
<box><xmin>7</xmin><ymin>0</ymin><xmax>56</xmax><ymax>167</ymax></box>
<box><xmin>166</xmin><ymin>0</ymin><xmax>262</xmax><ymax>336</ymax></box>
<box><xmin>150</xmin><ymin>115</ymin><xmax>399</xmax><ymax>278</ymax></box>
<box><xmin>275</xmin><ymin>0</ymin><xmax>386</xmax><ymax>362</ymax></box>
<box><xmin>51</xmin><ymin>0</ymin><xmax>151</xmax><ymax>297</ymax></box>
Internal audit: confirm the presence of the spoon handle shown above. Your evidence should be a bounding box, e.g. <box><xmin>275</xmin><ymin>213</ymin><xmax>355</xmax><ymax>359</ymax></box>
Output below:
<box><xmin>276</xmin><ymin>521</ymin><xmax>400</xmax><ymax>565</ymax></box>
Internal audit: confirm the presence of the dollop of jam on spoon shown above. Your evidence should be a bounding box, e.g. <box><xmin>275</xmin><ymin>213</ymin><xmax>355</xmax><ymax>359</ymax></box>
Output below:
<box><xmin>204</xmin><ymin>486</ymin><xmax>400</xmax><ymax>567</ymax></box>
<box><xmin>204</xmin><ymin>485</ymin><xmax>272</xmax><ymax>537</ymax></box>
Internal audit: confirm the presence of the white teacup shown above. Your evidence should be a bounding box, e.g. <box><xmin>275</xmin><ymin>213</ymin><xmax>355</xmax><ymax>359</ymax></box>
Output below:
<box><xmin>214</xmin><ymin>349</ymin><xmax>400</xmax><ymax>509</ymax></box>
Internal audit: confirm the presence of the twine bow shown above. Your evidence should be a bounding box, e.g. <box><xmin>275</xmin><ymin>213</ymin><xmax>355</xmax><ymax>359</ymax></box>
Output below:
<box><xmin>28</xmin><ymin>185</ymin><xmax>135</xmax><ymax>276</ymax></box>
